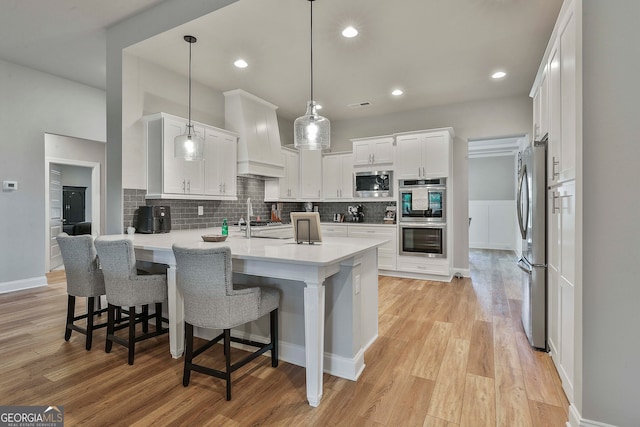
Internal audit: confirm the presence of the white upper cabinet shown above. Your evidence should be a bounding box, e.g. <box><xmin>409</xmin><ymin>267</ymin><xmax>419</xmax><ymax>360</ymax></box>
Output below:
<box><xmin>145</xmin><ymin>112</ymin><xmax>238</xmax><ymax>200</ymax></box>
<box><xmin>322</xmin><ymin>153</ymin><xmax>353</xmax><ymax>200</ymax></box>
<box><xmin>265</xmin><ymin>149</ymin><xmax>299</xmax><ymax>201</ymax></box>
<box><xmin>203</xmin><ymin>127</ymin><xmax>238</xmax><ymax>199</ymax></box>
<box><xmin>539</xmin><ymin>8</ymin><xmax>576</xmax><ymax>184</ymax></box>
<box><xmin>299</xmin><ymin>149</ymin><xmax>322</xmax><ymax>200</ymax></box>
<box><xmin>533</xmin><ymin>66</ymin><xmax>549</xmax><ymax>141</ymax></box>
<box><xmin>351</xmin><ymin>136</ymin><xmax>394</xmax><ymax>168</ymax></box>
<box><xmin>395</xmin><ymin>128</ymin><xmax>453</xmax><ymax>180</ymax></box>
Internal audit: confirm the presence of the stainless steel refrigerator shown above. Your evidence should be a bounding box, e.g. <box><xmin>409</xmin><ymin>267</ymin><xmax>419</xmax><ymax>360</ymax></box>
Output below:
<box><xmin>516</xmin><ymin>138</ymin><xmax>547</xmax><ymax>350</ymax></box>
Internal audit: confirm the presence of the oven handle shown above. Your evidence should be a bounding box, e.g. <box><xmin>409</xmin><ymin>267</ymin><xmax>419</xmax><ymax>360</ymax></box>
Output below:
<box><xmin>399</xmin><ymin>222</ymin><xmax>446</xmax><ymax>228</ymax></box>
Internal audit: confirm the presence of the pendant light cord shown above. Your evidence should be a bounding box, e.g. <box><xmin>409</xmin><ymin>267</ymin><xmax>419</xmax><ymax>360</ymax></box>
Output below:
<box><xmin>188</xmin><ymin>39</ymin><xmax>193</xmax><ymax>132</ymax></box>
<box><xmin>310</xmin><ymin>0</ymin><xmax>314</xmax><ymax>103</ymax></box>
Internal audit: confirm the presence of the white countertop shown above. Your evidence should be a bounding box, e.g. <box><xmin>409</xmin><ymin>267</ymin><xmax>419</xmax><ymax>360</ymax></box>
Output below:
<box><xmin>105</xmin><ymin>228</ymin><xmax>388</xmax><ymax>267</ymax></box>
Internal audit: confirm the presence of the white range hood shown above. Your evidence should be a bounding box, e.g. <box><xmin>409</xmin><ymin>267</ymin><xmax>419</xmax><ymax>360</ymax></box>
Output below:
<box><xmin>224</xmin><ymin>89</ymin><xmax>285</xmax><ymax>178</ymax></box>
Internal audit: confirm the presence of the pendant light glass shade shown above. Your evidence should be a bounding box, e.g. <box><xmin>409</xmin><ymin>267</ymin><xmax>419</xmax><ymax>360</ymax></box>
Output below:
<box><xmin>175</xmin><ymin>35</ymin><xmax>204</xmax><ymax>161</ymax></box>
<box><xmin>294</xmin><ymin>0</ymin><xmax>330</xmax><ymax>150</ymax></box>
<box><xmin>174</xmin><ymin>124</ymin><xmax>204</xmax><ymax>161</ymax></box>
<box><xmin>294</xmin><ymin>101</ymin><xmax>330</xmax><ymax>150</ymax></box>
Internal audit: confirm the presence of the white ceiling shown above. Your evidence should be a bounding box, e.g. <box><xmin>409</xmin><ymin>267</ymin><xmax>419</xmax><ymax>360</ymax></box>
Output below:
<box><xmin>0</xmin><ymin>0</ymin><xmax>562</xmax><ymax>122</ymax></box>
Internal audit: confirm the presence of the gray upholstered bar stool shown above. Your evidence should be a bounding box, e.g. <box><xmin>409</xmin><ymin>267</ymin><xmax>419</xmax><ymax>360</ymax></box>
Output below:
<box><xmin>172</xmin><ymin>245</ymin><xmax>280</xmax><ymax>401</ymax></box>
<box><xmin>94</xmin><ymin>237</ymin><xmax>169</xmax><ymax>365</ymax></box>
<box><xmin>56</xmin><ymin>232</ymin><xmax>108</xmax><ymax>350</ymax></box>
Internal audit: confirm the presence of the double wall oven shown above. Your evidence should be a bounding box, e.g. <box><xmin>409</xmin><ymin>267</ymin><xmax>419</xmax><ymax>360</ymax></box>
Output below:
<box><xmin>398</xmin><ymin>179</ymin><xmax>447</xmax><ymax>258</ymax></box>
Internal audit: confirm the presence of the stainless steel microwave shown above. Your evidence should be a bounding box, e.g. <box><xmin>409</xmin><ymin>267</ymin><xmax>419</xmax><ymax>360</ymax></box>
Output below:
<box><xmin>354</xmin><ymin>171</ymin><xmax>393</xmax><ymax>198</ymax></box>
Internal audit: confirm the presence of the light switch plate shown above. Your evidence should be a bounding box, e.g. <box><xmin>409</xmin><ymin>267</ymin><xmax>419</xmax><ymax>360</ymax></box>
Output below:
<box><xmin>197</xmin><ymin>206</ymin><xmax>203</xmax><ymax>216</ymax></box>
<box><xmin>2</xmin><ymin>180</ymin><xmax>18</xmax><ymax>191</ymax></box>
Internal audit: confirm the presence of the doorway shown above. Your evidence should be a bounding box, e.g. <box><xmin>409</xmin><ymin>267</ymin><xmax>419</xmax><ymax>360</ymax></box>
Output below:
<box><xmin>467</xmin><ymin>135</ymin><xmax>527</xmax><ymax>254</ymax></box>
<box><xmin>45</xmin><ymin>160</ymin><xmax>100</xmax><ymax>271</ymax></box>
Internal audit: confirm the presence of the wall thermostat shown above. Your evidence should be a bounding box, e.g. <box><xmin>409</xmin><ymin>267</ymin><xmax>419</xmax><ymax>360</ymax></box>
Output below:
<box><xmin>3</xmin><ymin>181</ymin><xmax>18</xmax><ymax>191</ymax></box>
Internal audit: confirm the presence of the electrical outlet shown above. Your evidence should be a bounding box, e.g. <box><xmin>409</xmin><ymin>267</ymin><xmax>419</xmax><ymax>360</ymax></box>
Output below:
<box><xmin>197</xmin><ymin>206</ymin><xmax>203</xmax><ymax>216</ymax></box>
<box><xmin>355</xmin><ymin>274</ymin><xmax>361</xmax><ymax>294</ymax></box>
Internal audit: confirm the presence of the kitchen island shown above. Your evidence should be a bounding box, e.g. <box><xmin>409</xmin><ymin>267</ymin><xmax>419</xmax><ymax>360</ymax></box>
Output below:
<box><xmin>113</xmin><ymin>228</ymin><xmax>386</xmax><ymax>407</ymax></box>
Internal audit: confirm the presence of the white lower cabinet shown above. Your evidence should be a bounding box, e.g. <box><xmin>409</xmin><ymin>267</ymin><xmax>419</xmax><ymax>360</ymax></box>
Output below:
<box><xmin>322</xmin><ymin>224</ymin><xmax>395</xmax><ymax>270</ymax></box>
<box><xmin>322</xmin><ymin>224</ymin><xmax>349</xmax><ymax>237</ymax></box>
<box><xmin>396</xmin><ymin>256</ymin><xmax>450</xmax><ymax>276</ymax></box>
<box><xmin>348</xmin><ymin>225</ymin><xmax>396</xmax><ymax>271</ymax></box>
<box><xmin>548</xmin><ymin>180</ymin><xmax>576</xmax><ymax>401</ymax></box>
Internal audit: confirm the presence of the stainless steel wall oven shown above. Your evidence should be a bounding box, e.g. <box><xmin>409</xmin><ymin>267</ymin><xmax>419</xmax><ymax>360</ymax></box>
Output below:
<box><xmin>398</xmin><ymin>178</ymin><xmax>446</xmax><ymax>222</ymax></box>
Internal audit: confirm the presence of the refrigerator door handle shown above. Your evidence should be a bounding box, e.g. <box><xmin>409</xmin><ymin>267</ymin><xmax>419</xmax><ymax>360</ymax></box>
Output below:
<box><xmin>516</xmin><ymin>164</ymin><xmax>529</xmax><ymax>240</ymax></box>
<box><xmin>517</xmin><ymin>257</ymin><xmax>532</xmax><ymax>274</ymax></box>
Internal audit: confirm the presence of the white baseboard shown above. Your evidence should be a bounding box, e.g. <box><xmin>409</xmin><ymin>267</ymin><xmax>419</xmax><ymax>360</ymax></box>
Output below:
<box><xmin>0</xmin><ymin>276</ymin><xmax>47</xmax><ymax>294</ymax></box>
<box><xmin>567</xmin><ymin>404</ymin><xmax>620</xmax><ymax>427</ymax></box>
<box><xmin>194</xmin><ymin>328</ymin><xmax>366</xmax><ymax>381</ymax></box>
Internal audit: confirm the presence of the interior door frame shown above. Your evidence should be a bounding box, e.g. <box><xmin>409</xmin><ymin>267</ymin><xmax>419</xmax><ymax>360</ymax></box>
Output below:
<box><xmin>45</xmin><ymin>157</ymin><xmax>101</xmax><ymax>272</ymax></box>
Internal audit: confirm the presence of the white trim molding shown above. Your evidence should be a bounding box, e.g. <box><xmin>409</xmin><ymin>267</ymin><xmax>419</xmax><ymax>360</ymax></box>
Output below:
<box><xmin>568</xmin><ymin>404</ymin><xmax>621</xmax><ymax>427</ymax></box>
<box><xmin>0</xmin><ymin>276</ymin><xmax>47</xmax><ymax>294</ymax></box>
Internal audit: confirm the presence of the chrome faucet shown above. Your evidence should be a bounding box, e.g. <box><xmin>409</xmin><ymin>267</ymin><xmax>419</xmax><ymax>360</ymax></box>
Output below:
<box><xmin>246</xmin><ymin>198</ymin><xmax>253</xmax><ymax>238</ymax></box>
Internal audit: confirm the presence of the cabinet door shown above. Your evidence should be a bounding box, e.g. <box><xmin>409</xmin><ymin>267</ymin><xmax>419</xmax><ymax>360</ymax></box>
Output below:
<box><xmin>352</xmin><ymin>140</ymin><xmax>373</xmax><ymax>166</ymax></box>
<box><xmin>547</xmin><ymin>189</ymin><xmax>561</xmax><ymax>360</ymax></box>
<box><xmin>559</xmin><ymin>14</ymin><xmax>576</xmax><ymax>182</ymax></box>
<box><xmin>203</xmin><ymin>128</ymin><xmax>237</xmax><ymax>197</ymax></box>
<box><xmin>322</xmin><ymin>156</ymin><xmax>342</xmax><ymax>199</ymax></box>
<box><xmin>299</xmin><ymin>149</ymin><xmax>322</xmax><ymax>200</ymax></box>
<box><xmin>162</xmin><ymin>117</ymin><xmax>189</xmax><ymax>194</ymax></box>
<box><xmin>396</xmin><ymin>134</ymin><xmax>423</xmax><ymax>179</ymax></box>
<box><xmin>371</xmin><ymin>138</ymin><xmax>394</xmax><ymax>165</ymax></box>
<box><xmin>219</xmin><ymin>134</ymin><xmax>237</xmax><ymax>196</ymax></box>
<box><xmin>340</xmin><ymin>156</ymin><xmax>353</xmax><ymax>198</ymax></box>
<box><xmin>424</xmin><ymin>133</ymin><xmax>449</xmax><ymax>178</ymax></box>
<box><xmin>548</xmin><ymin>42</ymin><xmax>561</xmax><ymax>184</ymax></box>
<box><xmin>558</xmin><ymin>180</ymin><xmax>575</xmax><ymax>398</ymax></box>
<box><xmin>203</xmin><ymin>128</ymin><xmax>223</xmax><ymax>196</ymax></box>
<box><xmin>285</xmin><ymin>150</ymin><xmax>299</xmax><ymax>199</ymax></box>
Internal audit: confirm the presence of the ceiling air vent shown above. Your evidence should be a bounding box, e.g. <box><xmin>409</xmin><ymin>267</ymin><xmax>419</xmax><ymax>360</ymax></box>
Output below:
<box><xmin>348</xmin><ymin>101</ymin><xmax>372</xmax><ymax>109</ymax></box>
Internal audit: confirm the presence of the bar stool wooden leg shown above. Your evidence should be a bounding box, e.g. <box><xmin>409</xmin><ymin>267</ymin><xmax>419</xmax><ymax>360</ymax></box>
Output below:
<box><xmin>128</xmin><ymin>306</ymin><xmax>136</xmax><ymax>365</ymax></box>
<box><xmin>65</xmin><ymin>295</ymin><xmax>75</xmax><ymax>341</ymax></box>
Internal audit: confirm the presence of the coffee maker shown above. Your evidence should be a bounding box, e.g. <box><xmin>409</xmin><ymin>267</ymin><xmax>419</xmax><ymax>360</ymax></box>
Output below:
<box><xmin>348</xmin><ymin>204</ymin><xmax>364</xmax><ymax>223</ymax></box>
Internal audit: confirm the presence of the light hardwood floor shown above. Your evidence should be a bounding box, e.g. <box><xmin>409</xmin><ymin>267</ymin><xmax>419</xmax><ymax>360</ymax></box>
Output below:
<box><xmin>0</xmin><ymin>250</ymin><xmax>568</xmax><ymax>426</ymax></box>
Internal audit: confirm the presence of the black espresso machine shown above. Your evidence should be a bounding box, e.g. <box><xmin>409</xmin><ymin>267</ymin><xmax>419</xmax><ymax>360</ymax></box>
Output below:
<box><xmin>136</xmin><ymin>206</ymin><xmax>171</xmax><ymax>233</ymax></box>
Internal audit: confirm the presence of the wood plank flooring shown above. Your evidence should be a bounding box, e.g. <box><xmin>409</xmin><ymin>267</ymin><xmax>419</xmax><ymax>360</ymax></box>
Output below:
<box><xmin>0</xmin><ymin>250</ymin><xmax>569</xmax><ymax>426</ymax></box>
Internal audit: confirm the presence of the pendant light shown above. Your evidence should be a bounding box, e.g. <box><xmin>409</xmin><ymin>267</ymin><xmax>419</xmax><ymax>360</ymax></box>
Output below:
<box><xmin>294</xmin><ymin>0</ymin><xmax>330</xmax><ymax>150</ymax></box>
<box><xmin>174</xmin><ymin>35</ymin><xmax>204</xmax><ymax>161</ymax></box>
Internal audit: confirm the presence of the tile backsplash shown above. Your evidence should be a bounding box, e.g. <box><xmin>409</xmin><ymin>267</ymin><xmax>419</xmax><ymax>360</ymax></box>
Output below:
<box><xmin>123</xmin><ymin>177</ymin><xmax>395</xmax><ymax>232</ymax></box>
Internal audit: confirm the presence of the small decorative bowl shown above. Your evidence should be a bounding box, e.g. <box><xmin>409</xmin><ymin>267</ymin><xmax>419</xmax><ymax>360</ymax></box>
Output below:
<box><xmin>201</xmin><ymin>235</ymin><xmax>227</xmax><ymax>242</ymax></box>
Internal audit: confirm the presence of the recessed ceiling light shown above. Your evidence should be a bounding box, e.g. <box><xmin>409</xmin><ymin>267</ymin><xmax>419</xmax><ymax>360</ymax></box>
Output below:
<box><xmin>342</xmin><ymin>26</ymin><xmax>358</xmax><ymax>38</ymax></box>
<box><xmin>234</xmin><ymin>59</ymin><xmax>248</xmax><ymax>69</ymax></box>
<box><xmin>392</xmin><ymin>89</ymin><xmax>403</xmax><ymax>96</ymax></box>
<box><xmin>492</xmin><ymin>71</ymin><xmax>506</xmax><ymax>79</ymax></box>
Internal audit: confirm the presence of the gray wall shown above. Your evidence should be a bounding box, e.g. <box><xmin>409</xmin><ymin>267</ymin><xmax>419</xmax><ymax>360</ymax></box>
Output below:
<box><xmin>468</xmin><ymin>155</ymin><xmax>516</xmax><ymax>201</ymax></box>
<box><xmin>331</xmin><ymin>95</ymin><xmax>532</xmax><ymax>271</ymax></box>
<box><xmin>0</xmin><ymin>59</ymin><xmax>105</xmax><ymax>286</ymax></box>
<box><xmin>582</xmin><ymin>1</ymin><xmax>640</xmax><ymax>425</ymax></box>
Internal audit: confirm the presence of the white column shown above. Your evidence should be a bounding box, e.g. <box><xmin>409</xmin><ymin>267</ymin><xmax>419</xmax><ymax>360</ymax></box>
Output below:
<box><xmin>303</xmin><ymin>277</ymin><xmax>326</xmax><ymax>407</ymax></box>
<box><xmin>166</xmin><ymin>265</ymin><xmax>184</xmax><ymax>358</ymax></box>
